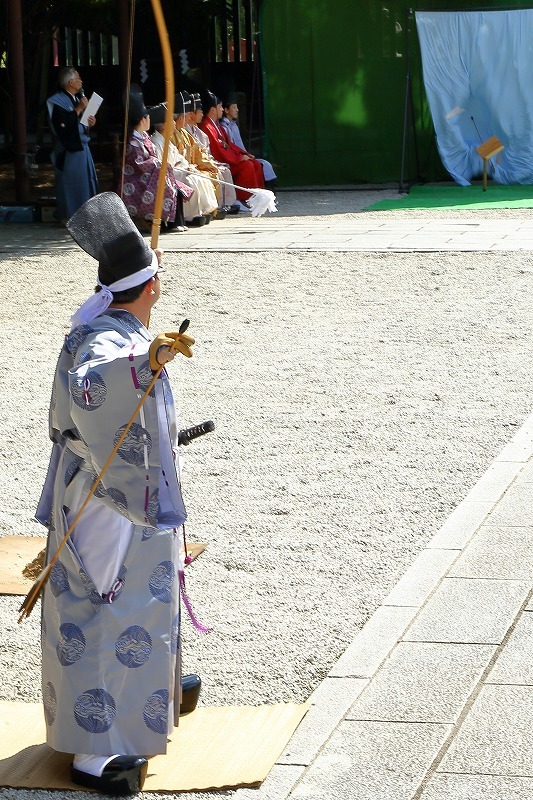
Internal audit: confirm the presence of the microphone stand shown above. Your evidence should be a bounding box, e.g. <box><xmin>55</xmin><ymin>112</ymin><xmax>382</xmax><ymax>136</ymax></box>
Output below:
<box><xmin>471</xmin><ymin>115</ymin><xmax>495</xmax><ymax>174</ymax></box>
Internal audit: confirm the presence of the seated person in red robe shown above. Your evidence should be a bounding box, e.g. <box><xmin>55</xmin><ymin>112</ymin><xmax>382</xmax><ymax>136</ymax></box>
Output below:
<box><xmin>199</xmin><ymin>91</ymin><xmax>264</xmax><ymax>206</ymax></box>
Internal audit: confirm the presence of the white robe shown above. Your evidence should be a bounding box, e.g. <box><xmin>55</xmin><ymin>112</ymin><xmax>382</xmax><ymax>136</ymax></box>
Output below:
<box><xmin>151</xmin><ymin>131</ymin><xmax>217</xmax><ymax>220</ymax></box>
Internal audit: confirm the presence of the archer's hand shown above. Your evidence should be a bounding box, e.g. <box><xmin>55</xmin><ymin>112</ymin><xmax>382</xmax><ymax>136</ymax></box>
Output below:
<box><xmin>149</xmin><ymin>329</ymin><xmax>195</xmax><ymax>370</ymax></box>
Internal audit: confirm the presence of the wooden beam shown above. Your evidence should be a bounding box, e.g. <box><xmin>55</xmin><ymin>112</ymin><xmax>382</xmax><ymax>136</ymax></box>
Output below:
<box><xmin>7</xmin><ymin>0</ymin><xmax>30</xmax><ymax>202</ymax></box>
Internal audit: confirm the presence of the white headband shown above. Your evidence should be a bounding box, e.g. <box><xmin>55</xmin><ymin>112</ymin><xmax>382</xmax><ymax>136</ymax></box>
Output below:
<box><xmin>70</xmin><ymin>251</ymin><xmax>158</xmax><ymax>331</ymax></box>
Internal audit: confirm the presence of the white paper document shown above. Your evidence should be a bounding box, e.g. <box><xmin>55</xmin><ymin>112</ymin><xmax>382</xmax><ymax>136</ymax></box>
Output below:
<box><xmin>80</xmin><ymin>92</ymin><xmax>103</xmax><ymax>126</ymax></box>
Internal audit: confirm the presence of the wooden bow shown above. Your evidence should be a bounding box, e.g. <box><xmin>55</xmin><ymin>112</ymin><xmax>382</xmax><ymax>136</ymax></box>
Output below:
<box><xmin>149</xmin><ymin>0</ymin><xmax>175</xmax><ymax>250</ymax></box>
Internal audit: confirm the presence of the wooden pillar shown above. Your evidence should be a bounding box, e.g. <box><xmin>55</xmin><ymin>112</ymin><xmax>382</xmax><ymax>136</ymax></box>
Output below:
<box><xmin>7</xmin><ymin>0</ymin><xmax>30</xmax><ymax>202</ymax></box>
<box><xmin>118</xmin><ymin>0</ymin><xmax>131</xmax><ymax>89</ymax></box>
<box><xmin>232</xmin><ymin>0</ymin><xmax>241</xmax><ymax>62</ymax></box>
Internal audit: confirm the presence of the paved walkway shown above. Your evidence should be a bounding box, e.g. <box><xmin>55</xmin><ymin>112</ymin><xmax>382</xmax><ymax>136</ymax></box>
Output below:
<box><xmin>2</xmin><ymin>192</ymin><xmax>532</xmax><ymax>799</ymax></box>
<box><xmin>156</xmin><ymin>217</ymin><xmax>533</xmax><ymax>252</ymax></box>
<box><xmin>2</xmin><ymin>191</ymin><xmax>533</xmax><ymax>253</ymax></box>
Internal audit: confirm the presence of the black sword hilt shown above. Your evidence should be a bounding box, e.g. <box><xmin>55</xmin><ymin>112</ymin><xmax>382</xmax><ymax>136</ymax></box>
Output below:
<box><xmin>178</xmin><ymin>420</ymin><xmax>215</xmax><ymax>446</ymax></box>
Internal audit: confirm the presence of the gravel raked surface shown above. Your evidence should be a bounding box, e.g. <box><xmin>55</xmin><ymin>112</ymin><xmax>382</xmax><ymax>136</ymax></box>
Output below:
<box><xmin>1</xmin><ymin>191</ymin><xmax>533</xmax><ymax>799</ymax></box>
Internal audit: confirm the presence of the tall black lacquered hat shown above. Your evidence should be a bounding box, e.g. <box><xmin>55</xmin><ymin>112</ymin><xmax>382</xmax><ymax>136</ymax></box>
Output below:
<box><xmin>127</xmin><ymin>83</ymin><xmax>149</xmax><ymax>124</ymax></box>
<box><xmin>149</xmin><ymin>103</ymin><xmax>168</xmax><ymax>125</ymax></box>
<box><xmin>66</xmin><ymin>192</ymin><xmax>154</xmax><ymax>286</ymax></box>
<box><xmin>201</xmin><ymin>90</ymin><xmax>220</xmax><ymax>113</ymax></box>
<box><xmin>223</xmin><ymin>93</ymin><xmax>238</xmax><ymax>109</ymax></box>
<box><xmin>174</xmin><ymin>91</ymin><xmax>193</xmax><ymax>116</ymax></box>
<box><xmin>191</xmin><ymin>92</ymin><xmax>203</xmax><ymax>111</ymax></box>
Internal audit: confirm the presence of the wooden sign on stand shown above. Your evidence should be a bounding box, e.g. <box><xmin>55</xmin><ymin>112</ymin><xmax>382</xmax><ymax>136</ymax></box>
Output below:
<box><xmin>476</xmin><ymin>136</ymin><xmax>504</xmax><ymax>191</ymax></box>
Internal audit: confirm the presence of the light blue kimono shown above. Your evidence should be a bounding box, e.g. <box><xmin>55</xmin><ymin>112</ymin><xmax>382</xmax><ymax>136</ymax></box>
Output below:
<box><xmin>47</xmin><ymin>91</ymin><xmax>99</xmax><ymax>220</ymax></box>
<box><xmin>37</xmin><ymin>309</ymin><xmax>186</xmax><ymax>756</ymax></box>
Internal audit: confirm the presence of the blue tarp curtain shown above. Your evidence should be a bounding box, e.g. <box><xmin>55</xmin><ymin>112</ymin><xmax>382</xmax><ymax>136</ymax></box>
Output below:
<box><xmin>415</xmin><ymin>9</ymin><xmax>533</xmax><ymax>185</ymax></box>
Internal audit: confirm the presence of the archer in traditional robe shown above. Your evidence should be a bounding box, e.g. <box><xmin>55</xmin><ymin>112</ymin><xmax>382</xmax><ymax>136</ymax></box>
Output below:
<box><xmin>36</xmin><ymin>192</ymin><xmax>201</xmax><ymax>796</ymax></box>
<box><xmin>39</xmin><ymin>309</ymin><xmax>186</xmax><ymax>759</ymax></box>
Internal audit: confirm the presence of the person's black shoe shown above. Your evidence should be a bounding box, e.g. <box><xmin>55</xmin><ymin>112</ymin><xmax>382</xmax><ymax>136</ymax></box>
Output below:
<box><xmin>212</xmin><ymin>208</ymin><xmax>226</xmax><ymax>220</ymax></box>
<box><xmin>187</xmin><ymin>216</ymin><xmax>208</xmax><ymax>227</ymax></box>
<box><xmin>227</xmin><ymin>203</ymin><xmax>241</xmax><ymax>214</ymax></box>
<box><xmin>180</xmin><ymin>673</ymin><xmax>202</xmax><ymax>714</ymax></box>
<box><xmin>71</xmin><ymin>756</ymin><xmax>148</xmax><ymax>796</ymax></box>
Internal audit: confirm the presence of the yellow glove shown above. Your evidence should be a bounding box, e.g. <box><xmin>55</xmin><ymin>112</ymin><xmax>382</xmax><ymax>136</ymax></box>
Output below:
<box><xmin>149</xmin><ymin>329</ymin><xmax>195</xmax><ymax>370</ymax></box>
<box><xmin>164</xmin><ymin>330</ymin><xmax>195</xmax><ymax>358</ymax></box>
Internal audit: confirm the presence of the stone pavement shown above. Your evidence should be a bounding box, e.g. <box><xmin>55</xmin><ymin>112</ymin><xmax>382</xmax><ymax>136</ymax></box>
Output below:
<box><xmin>1</xmin><ymin>191</ymin><xmax>532</xmax><ymax>799</ymax></box>
<box><xmin>157</xmin><ymin>216</ymin><xmax>533</xmax><ymax>252</ymax></box>
<box><xmin>2</xmin><ymin>189</ymin><xmax>533</xmax><ymax>253</ymax></box>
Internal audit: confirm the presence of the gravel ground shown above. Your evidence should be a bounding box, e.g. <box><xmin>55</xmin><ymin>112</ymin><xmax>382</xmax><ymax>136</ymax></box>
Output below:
<box><xmin>1</xmin><ymin>190</ymin><xmax>533</xmax><ymax>798</ymax></box>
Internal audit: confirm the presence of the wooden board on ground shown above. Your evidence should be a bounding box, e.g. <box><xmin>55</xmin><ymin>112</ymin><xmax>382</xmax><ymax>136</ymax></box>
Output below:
<box><xmin>0</xmin><ymin>535</ymin><xmax>206</xmax><ymax>596</ymax></box>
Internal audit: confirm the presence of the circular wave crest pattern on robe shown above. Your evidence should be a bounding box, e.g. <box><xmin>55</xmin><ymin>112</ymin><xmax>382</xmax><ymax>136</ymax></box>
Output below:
<box><xmin>74</xmin><ymin>688</ymin><xmax>117</xmax><ymax>733</ymax></box>
<box><xmin>106</xmin><ymin>487</ymin><xmax>129</xmax><ymax>516</ymax></box>
<box><xmin>50</xmin><ymin>561</ymin><xmax>70</xmax><ymax>597</ymax></box>
<box><xmin>65</xmin><ymin>324</ymin><xmax>94</xmax><ymax>357</ymax></box>
<box><xmin>115</xmin><ymin>625</ymin><xmax>153</xmax><ymax>668</ymax></box>
<box><xmin>70</xmin><ymin>369</ymin><xmax>107</xmax><ymax>411</ymax></box>
<box><xmin>136</xmin><ymin>359</ymin><xmax>157</xmax><ymax>394</ymax></box>
<box><xmin>57</xmin><ymin>623</ymin><xmax>87</xmax><ymax>666</ymax></box>
<box><xmin>114</xmin><ymin>422</ymin><xmax>152</xmax><ymax>466</ymax></box>
<box><xmin>143</xmin><ymin>688</ymin><xmax>169</xmax><ymax>734</ymax></box>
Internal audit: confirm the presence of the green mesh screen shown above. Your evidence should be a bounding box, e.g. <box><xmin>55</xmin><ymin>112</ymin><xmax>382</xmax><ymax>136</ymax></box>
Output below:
<box><xmin>259</xmin><ymin>0</ymin><xmax>526</xmax><ymax>186</ymax></box>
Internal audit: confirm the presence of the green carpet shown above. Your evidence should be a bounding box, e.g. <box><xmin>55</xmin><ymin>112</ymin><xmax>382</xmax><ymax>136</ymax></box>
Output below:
<box><xmin>365</xmin><ymin>184</ymin><xmax>533</xmax><ymax>210</ymax></box>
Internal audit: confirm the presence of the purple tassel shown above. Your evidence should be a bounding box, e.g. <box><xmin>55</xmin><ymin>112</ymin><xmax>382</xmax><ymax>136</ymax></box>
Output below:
<box><xmin>179</xmin><ymin>570</ymin><xmax>212</xmax><ymax>633</ymax></box>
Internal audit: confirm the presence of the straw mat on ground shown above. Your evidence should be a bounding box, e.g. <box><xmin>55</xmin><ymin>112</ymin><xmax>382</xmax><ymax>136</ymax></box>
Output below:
<box><xmin>0</xmin><ymin>700</ymin><xmax>309</xmax><ymax>792</ymax></box>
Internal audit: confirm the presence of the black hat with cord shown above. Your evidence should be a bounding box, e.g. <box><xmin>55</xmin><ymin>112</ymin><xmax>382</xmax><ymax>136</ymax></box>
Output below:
<box><xmin>174</xmin><ymin>91</ymin><xmax>193</xmax><ymax>116</ymax></box>
<box><xmin>66</xmin><ymin>192</ymin><xmax>158</xmax><ymax>329</ymax></box>
<box><xmin>148</xmin><ymin>103</ymin><xmax>168</xmax><ymax>126</ymax></box>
